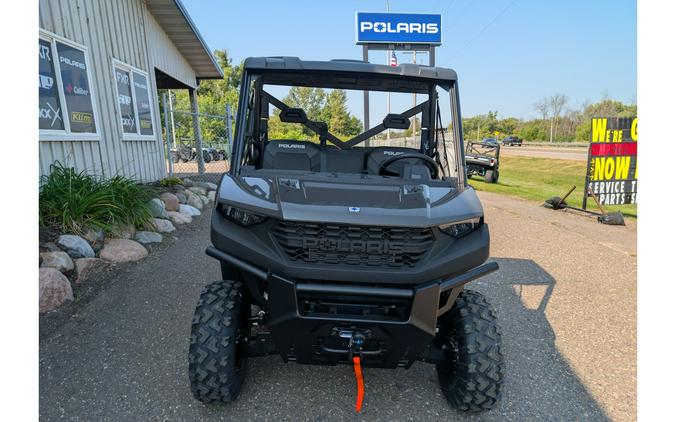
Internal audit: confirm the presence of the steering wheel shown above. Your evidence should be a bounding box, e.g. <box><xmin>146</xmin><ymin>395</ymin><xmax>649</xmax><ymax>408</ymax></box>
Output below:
<box><xmin>378</xmin><ymin>153</ymin><xmax>439</xmax><ymax>179</ymax></box>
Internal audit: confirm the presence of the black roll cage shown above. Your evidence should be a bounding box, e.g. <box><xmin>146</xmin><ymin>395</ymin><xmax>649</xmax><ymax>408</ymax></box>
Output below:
<box><xmin>231</xmin><ymin>68</ymin><xmax>468</xmax><ymax>187</ymax></box>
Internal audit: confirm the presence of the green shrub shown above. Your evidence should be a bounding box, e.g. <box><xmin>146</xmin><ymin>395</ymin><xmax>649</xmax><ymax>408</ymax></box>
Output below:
<box><xmin>39</xmin><ymin>162</ymin><xmax>154</xmax><ymax>235</ymax></box>
<box><xmin>159</xmin><ymin>176</ymin><xmax>183</xmax><ymax>187</ymax></box>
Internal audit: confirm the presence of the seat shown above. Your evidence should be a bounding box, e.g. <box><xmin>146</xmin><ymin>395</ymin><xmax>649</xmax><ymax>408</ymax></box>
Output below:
<box><xmin>262</xmin><ymin>140</ymin><xmax>321</xmax><ymax>171</ymax></box>
<box><xmin>322</xmin><ymin>147</ymin><xmax>367</xmax><ymax>173</ymax></box>
<box><xmin>365</xmin><ymin>147</ymin><xmax>423</xmax><ymax>175</ymax></box>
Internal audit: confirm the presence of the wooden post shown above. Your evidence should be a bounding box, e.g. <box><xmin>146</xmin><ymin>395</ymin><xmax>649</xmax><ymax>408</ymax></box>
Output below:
<box><xmin>189</xmin><ymin>87</ymin><xmax>205</xmax><ymax>174</ymax></box>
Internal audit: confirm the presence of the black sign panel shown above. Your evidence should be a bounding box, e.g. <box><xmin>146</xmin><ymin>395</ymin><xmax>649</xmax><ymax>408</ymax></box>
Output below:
<box><xmin>132</xmin><ymin>72</ymin><xmax>153</xmax><ymax>135</ymax></box>
<box><xmin>39</xmin><ymin>39</ymin><xmax>64</xmax><ymax>130</ymax></box>
<box><xmin>583</xmin><ymin>117</ymin><xmax>638</xmax><ymax>207</ymax></box>
<box><xmin>56</xmin><ymin>41</ymin><xmax>96</xmax><ymax>133</ymax></box>
<box><xmin>115</xmin><ymin>68</ymin><xmax>136</xmax><ymax>134</ymax></box>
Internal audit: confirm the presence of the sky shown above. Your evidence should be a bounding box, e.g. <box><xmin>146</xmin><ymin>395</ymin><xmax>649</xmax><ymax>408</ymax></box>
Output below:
<box><xmin>181</xmin><ymin>0</ymin><xmax>636</xmax><ymax>121</ymax></box>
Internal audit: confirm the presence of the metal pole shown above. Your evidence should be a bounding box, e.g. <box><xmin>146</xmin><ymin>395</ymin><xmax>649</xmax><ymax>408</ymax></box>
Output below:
<box><xmin>386</xmin><ymin>1</ymin><xmax>391</xmax><ymax>142</ymax></box>
<box><xmin>411</xmin><ymin>50</ymin><xmax>417</xmax><ymax>148</ymax></box>
<box><xmin>189</xmin><ymin>88</ymin><xmax>205</xmax><ymax>175</ymax></box>
<box><xmin>169</xmin><ymin>90</ymin><xmax>177</xmax><ymax>149</ymax></box>
<box><xmin>362</xmin><ymin>45</ymin><xmax>370</xmax><ymax>147</ymax></box>
<box><xmin>162</xmin><ymin>93</ymin><xmax>174</xmax><ymax>176</ymax></box>
<box><xmin>226</xmin><ymin>103</ymin><xmax>233</xmax><ymax>159</ymax></box>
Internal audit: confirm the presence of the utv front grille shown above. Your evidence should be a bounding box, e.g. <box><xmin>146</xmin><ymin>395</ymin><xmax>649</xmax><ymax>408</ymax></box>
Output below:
<box><xmin>272</xmin><ymin>222</ymin><xmax>434</xmax><ymax>268</ymax></box>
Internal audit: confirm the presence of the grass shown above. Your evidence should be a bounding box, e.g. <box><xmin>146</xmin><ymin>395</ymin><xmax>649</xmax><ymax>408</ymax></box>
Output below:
<box><xmin>469</xmin><ymin>155</ymin><xmax>637</xmax><ymax>218</ymax></box>
<box><xmin>39</xmin><ymin>162</ymin><xmax>155</xmax><ymax>235</ymax></box>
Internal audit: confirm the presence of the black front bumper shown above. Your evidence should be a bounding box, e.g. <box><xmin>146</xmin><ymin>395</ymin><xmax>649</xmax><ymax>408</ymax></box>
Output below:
<box><xmin>206</xmin><ymin>246</ymin><xmax>498</xmax><ymax>368</ymax></box>
<box><xmin>210</xmin><ymin>210</ymin><xmax>491</xmax><ymax>286</ymax></box>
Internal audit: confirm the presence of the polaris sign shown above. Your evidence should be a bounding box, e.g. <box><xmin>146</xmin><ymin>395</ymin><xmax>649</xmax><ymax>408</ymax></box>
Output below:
<box><xmin>356</xmin><ymin>12</ymin><xmax>442</xmax><ymax>45</ymax></box>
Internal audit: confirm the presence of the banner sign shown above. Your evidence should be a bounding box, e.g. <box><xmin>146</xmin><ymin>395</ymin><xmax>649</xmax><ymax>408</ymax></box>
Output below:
<box><xmin>584</xmin><ymin>117</ymin><xmax>637</xmax><ymax>206</ymax></box>
<box><xmin>39</xmin><ymin>39</ymin><xmax>64</xmax><ymax>131</ymax></box>
<box><xmin>56</xmin><ymin>41</ymin><xmax>96</xmax><ymax>133</ymax></box>
<box><xmin>356</xmin><ymin>12</ymin><xmax>442</xmax><ymax>45</ymax></box>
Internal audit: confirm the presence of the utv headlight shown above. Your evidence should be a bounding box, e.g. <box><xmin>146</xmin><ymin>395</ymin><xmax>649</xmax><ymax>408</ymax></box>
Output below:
<box><xmin>221</xmin><ymin>205</ymin><xmax>267</xmax><ymax>226</ymax></box>
<box><xmin>439</xmin><ymin>217</ymin><xmax>482</xmax><ymax>238</ymax></box>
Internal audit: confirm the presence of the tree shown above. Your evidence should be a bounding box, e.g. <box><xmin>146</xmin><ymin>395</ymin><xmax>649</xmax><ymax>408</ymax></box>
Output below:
<box><xmin>267</xmin><ymin>88</ymin><xmax>363</xmax><ymax>141</ymax></box>
<box><xmin>323</xmin><ymin>89</ymin><xmax>361</xmax><ymax>137</ymax></box>
<box><xmin>549</xmin><ymin>94</ymin><xmax>569</xmax><ymax>142</ymax></box>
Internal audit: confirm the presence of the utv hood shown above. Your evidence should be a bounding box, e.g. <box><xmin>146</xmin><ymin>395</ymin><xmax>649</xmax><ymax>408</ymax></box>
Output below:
<box><xmin>217</xmin><ymin>174</ymin><xmax>484</xmax><ymax>228</ymax></box>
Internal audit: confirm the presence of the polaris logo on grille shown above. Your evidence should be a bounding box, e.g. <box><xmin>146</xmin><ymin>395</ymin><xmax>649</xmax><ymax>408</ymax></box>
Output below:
<box><xmin>349</xmin><ymin>207</ymin><xmax>361</xmax><ymax>213</ymax></box>
<box><xmin>302</xmin><ymin>238</ymin><xmax>405</xmax><ymax>254</ymax></box>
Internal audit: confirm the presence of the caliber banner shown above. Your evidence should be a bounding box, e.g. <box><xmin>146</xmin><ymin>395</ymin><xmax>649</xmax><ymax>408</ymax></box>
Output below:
<box><xmin>584</xmin><ymin>117</ymin><xmax>637</xmax><ymax>207</ymax></box>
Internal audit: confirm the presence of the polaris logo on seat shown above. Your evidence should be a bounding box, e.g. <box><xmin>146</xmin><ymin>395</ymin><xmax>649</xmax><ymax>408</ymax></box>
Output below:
<box><xmin>278</xmin><ymin>143</ymin><xmax>305</xmax><ymax>149</ymax></box>
<box><xmin>360</xmin><ymin>21</ymin><xmax>438</xmax><ymax>34</ymax></box>
<box><xmin>383</xmin><ymin>151</ymin><xmax>405</xmax><ymax>156</ymax></box>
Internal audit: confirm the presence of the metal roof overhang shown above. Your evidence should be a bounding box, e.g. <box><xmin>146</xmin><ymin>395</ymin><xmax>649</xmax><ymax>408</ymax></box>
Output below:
<box><xmin>146</xmin><ymin>0</ymin><xmax>223</xmax><ymax>80</ymax></box>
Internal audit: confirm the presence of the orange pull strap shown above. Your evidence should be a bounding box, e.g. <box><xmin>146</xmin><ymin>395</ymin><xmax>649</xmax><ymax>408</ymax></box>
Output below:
<box><xmin>353</xmin><ymin>356</ymin><xmax>364</xmax><ymax>413</ymax></box>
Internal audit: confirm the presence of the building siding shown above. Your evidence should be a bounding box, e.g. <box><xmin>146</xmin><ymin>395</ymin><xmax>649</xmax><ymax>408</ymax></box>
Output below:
<box><xmin>39</xmin><ymin>0</ymin><xmax>197</xmax><ymax>182</ymax></box>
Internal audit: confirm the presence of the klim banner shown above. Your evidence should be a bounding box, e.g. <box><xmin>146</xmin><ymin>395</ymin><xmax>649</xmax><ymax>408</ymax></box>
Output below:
<box><xmin>584</xmin><ymin>117</ymin><xmax>638</xmax><ymax>206</ymax></box>
<box><xmin>356</xmin><ymin>12</ymin><xmax>442</xmax><ymax>45</ymax></box>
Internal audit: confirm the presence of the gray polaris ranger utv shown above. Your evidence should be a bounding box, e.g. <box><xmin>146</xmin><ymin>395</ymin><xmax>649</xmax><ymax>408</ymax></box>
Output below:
<box><xmin>189</xmin><ymin>57</ymin><xmax>503</xmax><ymax>413</ymax></box>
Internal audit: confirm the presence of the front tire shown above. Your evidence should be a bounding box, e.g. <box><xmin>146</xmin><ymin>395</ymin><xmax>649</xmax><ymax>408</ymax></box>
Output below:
<box><xmin>484</xmin><ymin>170</ymin><xmax>495</xmax><ymax>183</ymax></box>
<box><xmin>188</xmin><ymin>280</ymin><xmax>247</xmax><ymax>403</ymax></box>
<box><xmin>436</xmin><ymin>290</ymin><xmax>504</xmax><ymax>413</ymax></box>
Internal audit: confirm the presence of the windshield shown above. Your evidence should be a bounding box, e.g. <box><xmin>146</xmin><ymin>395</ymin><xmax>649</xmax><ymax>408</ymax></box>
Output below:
<box><xmin>233</xmin><ymin>70</ymin><xmax>463</xmax><ymax>185</ymax></box>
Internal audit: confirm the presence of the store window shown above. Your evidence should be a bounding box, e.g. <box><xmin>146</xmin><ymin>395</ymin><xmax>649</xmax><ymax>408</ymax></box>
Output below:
<box><xmin>39</xmin><ymin>32</ymin><xmax>98</xmax><ymax>138</ymax></box>
<box><xmin>113</xmin><ymin>61</ymin><xmax>155</xmax><ymax>139</ymax></box>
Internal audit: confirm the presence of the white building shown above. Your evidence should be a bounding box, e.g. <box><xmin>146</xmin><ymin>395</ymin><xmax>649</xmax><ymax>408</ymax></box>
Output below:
<box><xmin>39</xmin><ymin>0</ymin><xmax>222</xmax><ymax>181</ymax></box>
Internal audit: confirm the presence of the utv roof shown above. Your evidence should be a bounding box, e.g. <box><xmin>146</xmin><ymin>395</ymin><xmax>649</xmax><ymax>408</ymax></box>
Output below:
<box><xmin>243</xmin><ymin>56</ymin><xmax>457</xmax><ymax>82</ymax></box>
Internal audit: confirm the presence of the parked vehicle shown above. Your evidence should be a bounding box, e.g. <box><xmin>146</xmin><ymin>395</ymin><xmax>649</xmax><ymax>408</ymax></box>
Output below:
<box><xmin>171</xmin><ymin>144</ymin><xmax>212</xmax><ymax>163</ymax></box>
<box><xmin>465</xmin><ymin>141</ymin><xmax>500</xmax><ymax>183</ymax></box>
<box><xmin>501</xmin><ymin>136</ymin><xmax>522</xmax><ymax>146</ymax></box>
<box><xmin>481</xmin><ymin>137</ymin><xmax>500</xmax><ymax>147</ymax></box>
<box><xmin>188</xmin><ymin>57</ymin><xmax>504</xmax><ymax>413</ymax></box>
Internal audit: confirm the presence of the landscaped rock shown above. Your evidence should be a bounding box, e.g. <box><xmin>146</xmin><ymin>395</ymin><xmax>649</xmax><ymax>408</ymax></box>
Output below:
<box><xmin>147</xmin><ymin>198</ymin><xmax>169</xmax><ymax>219</ymax></box>
<box><xmin>56</xmin><ymin>234</ymin><xmax>95</xmax><ymax>259</ymax></box>
<box><xmin>207</xmin><ymin>190</ymin><xmax>216</xmax><ymax>202</ymax></box>
<box><xmin>167</xmin><ymin>211</ymin><xmax>192</xmax><ymax>224</ymax></box>
<box><xmin>111</xmin><ymin>223</ymin><xmax>136</xmax><ymax>239</ymax></box>
<box><xmin>182</xmin><ymin>178</ymin><xmax>195</xmax><ymax>187</ymax></box>
<box><xmin>195</xmin><ymin>181</ymin><xmax>218</xmax><ymax>190</ymax></box>
<box><xmin>198</xmin><ymin>194</ymin><xmax>210</xmax><ymax>205</ymax></box>
<box><xmin>134</xmin><ymin>231</ymin><xmax>163</xmax><ymax>245</ymax></box>
<box><xmin>148</xmin><ymin>218</ymin><xmax>176</xmax><ymax>233</ymax></box>
<box><xmin>39</xmin><ymin>267</ymin><xmax>73</xmax><ymax>313</ymax></box>
<box><xmin>159</xmin><ymin>192</ymin><xmax>180</xmax><ymax>212</ymax></box>
<box><xmin>188</xmin><ymin>186</ymin><xmax>208</xmax><ymax>196</ymax></box>
<box><xmin>187</xmin><ymin>194</ymin><xmax>203</xmax><ymax>210</ymax></box>
<box><xmin>40</xmin><ymin>251</ymin><xmax>74</xmax><ymax>273</ymax></box>
<box><xmin>179</xmin><ymin>204</ymin><xmax>202</xmax><ymax>217</ymax></box>
<box><xmin>73</xmin><ymin>258</ymin><xmax>108</xmax><ymax>284</ymax></box>
<box><xmin>100</xmin><ymin>239</ymin><xmax>148</xmax><ymax>263</ymax></box>
<box><xmin>83</xmin><ymin>226</ymin><xmax>105</xmax><ymax>252</ymax></box>
<box><xmin>39</xmin><ymin>242</ymin><xmax>62</xmax><ymax>253</ymax></box>
<box><xmin>176</xmin><ymin>192</ymin><xmax>188</xmax><ymax>204</ymax></box>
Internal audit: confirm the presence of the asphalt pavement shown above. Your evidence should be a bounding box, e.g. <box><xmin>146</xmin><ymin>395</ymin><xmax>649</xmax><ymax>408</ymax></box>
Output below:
<box><xmin>39</xmin><ymin>192</ymin><xmax>636</xmax><ymax>421</ymax></box>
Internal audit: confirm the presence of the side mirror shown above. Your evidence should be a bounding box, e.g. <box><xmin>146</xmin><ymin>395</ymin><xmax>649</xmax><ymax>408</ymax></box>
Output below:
<box><xmin>280</xmin><ymin>108</ymin><xmax>307</xmax><ymax>124</ymax></box>
<box><xmin>382</xmin><ymin>113</ymin><xmax>411</xmax><ymax>130</ymax></box>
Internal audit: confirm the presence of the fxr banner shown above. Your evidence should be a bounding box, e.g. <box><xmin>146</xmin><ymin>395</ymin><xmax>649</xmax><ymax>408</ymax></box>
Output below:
<box><xmin>584</xmin><ymin>117</ymin><xmax>638</xmax><ymax>207</ymax></box>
